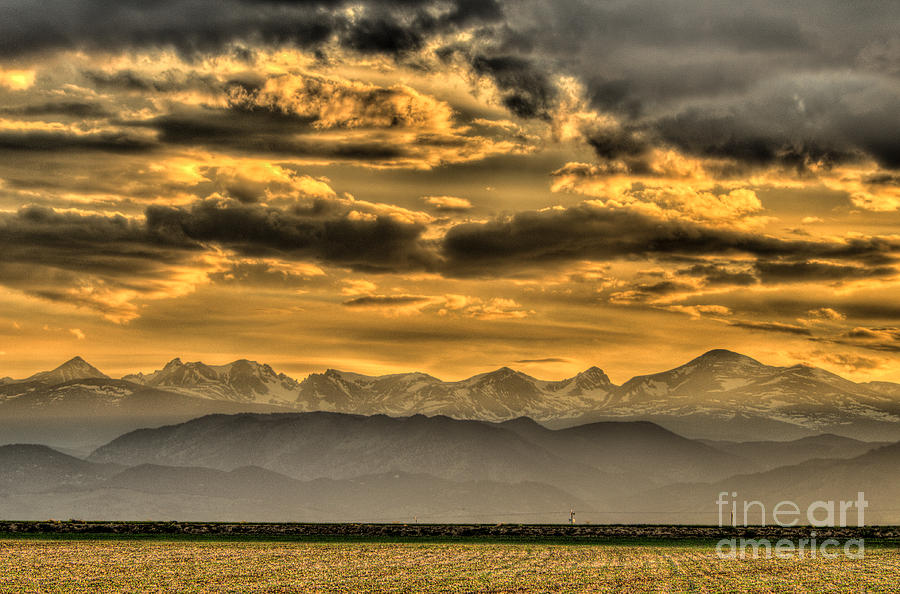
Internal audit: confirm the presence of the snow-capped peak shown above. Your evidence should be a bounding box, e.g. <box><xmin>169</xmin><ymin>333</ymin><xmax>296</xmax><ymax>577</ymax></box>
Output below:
<box><xmin>122</xmin><ymin>358</ymin><xmax>300</xmax><ymax>405</ymax></box>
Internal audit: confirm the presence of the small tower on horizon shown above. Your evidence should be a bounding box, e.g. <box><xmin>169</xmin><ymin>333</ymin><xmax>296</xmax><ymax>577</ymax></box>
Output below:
<box><xmin>569</xmin><ymin>509</ymin><xmax>575</xmax><ymax>525</ymax></box>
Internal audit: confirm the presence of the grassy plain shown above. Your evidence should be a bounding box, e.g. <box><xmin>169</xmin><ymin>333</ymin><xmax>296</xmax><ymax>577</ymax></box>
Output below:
<box><xmin>1</xmin><ymin>538</ymin><xmax>898</xmax><ymax>592</ymax></box>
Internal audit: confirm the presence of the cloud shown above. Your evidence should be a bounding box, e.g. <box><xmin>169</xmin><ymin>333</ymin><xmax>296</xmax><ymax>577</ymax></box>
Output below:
<box><xmin>423</xmin><ymin>195</ymin><xmax>472</xmax><ymax>212</ymax></box>
<box><xmin>146</xmin><ymin>196</ymin><xmax>434</xmax><ymax>272</ymax></box>
<box><xmin>754</xmin><ymin>261</ymin><xmax>897</xmax><ymax>284</ymax></box>
<box><xmin>69</xmin><ymin>328</ymin><xmax>86</xmax><ymax>340</ymax></box>
<box><xmin>549</xmin><ymin>159</ymin><xmax>770</xmax><ymax>227</ymax></box>
<box><xmin>470</xmin><ymin>55</ymin><xmax>557</xmax><ymax>120</ymax></box>
<box><xmin>341</xmin><ymin>293</ymin><xmax>532</xmax><ymax>320</ymax></box>
<box><xmin>0</xmin><ymin>101</ymin><xmax>109</xmax><ymax>118</ymax></box>
<box><xmin>826</xmin><ymin>326</ymin><xmax>900</xmax><ymax>353</ymax></box>
<box><xmin>609</xmin><ymin>280</ymin><xmax>695</xmax><ymax>304</ymax></box>
<box><xmin>440</xmin><ymin>201</ymin><xmax>900</xmax><ymax>277</ymax></box>
<box><xmin>677</xmin><ymin>264</ymin><xmax>757</xmax><ymax>287</ymax></box>
<box><xmin>208</xmin><ymin>259</ymin><xmax>325</xmax><ymax>288</ymax></box>
<box><xmin>810</xmin><ymin>350</ymin><xmax>882</xmax><ymax>372</ymax></box>
<box><xmin>341</xmin><ymin>279</ymin><xmax>378</xmax><ymax>296</ymax></box>
<box><xmin>437</xmin><ymin>294</ymin><xmax>531</xmax><ymax>319</ymax></box>
<box><xmin>0</xmin><ymin>0</ymin><xmax>503</xmax><ymax>58</ymax></box>
<box><xmin>0</xmin><ymin>69</ymin><xmax>35</xmax><ymax>90</ymax></box>
<box><xmin>0</xmin><ymin>205</ymin><xmax>204</xmax><ymax>321</ymax></box>
<box><xmin>342</xmin><ymin>294</ymin><xmax>432</xmax><ymax>308</ymax></box>
<box><xmin>107</xmin><ymin>69</ymin><xmax>530</xmax><ymax>169</ymax></box>
<box><xmin>1</xmin><ymin>0</ymin><xmax>897</xmax><ymax>176</ymax></box>
<box><xmin>0</xmin><ymin>131</ymin><xmax>156</xmax><ymax>154</ymax></box>
<box><xmin>807</xmin><ymin>307</ymin><xmax>846</xmax><ymax>321</ymax></box>
<box><xmin>663</xmin><ymin>304</ymin><xmax>732</xmax><ymax>319</ymax></box>
<box><xmin>728</xmin><ymin>320</ymin><xmax>813</xmax><ymax>336</ymax></box>
<box><xmin>514</xmin><ymin>357</ymin><xmax>569</xmax><ymax>363</ymax></box>
<box><xmin>0</xmin><ymin>196</ymin><xmax>431</xmax><ymax>319</ymax></box>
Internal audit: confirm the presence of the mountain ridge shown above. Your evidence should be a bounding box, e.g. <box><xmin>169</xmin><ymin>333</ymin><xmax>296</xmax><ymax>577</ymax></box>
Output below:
<box><xmin>5</xmin><ymin>349</ymin><xmax>900</xmax><ymax>442</ymax></box>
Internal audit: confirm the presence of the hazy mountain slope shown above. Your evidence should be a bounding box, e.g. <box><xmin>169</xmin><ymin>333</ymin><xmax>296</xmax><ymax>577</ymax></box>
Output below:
<box><xmin>496</xmin><ymin>417</ymin><xmax>744</xmax><ymax>483</ymax></box>
<box><xmin>89</xmin><ymin>412</ymin><xmax>599</xmax><ymax>480</ymax></box>
<box><xmin>88</xmin><ymin>412</ymin><xmax>641</xmax><ymax>503</ymax></box>
<box><xmin>625</xmin><ymin>442</ymin><xmax>900</xmax><ymax>525</ymax></box>
<box><xmin>701</xmin><ymin>434</ymin><xmax>887</xmax><ymax>472</ymax></box>
<box><xmin>863</xmin><ymin>381</ymin><xmax>900</xmax><ymax>398</ymax></box>
<box><xmin>0</xmin><ymin>447</ymin><xmax>590</xmax><ymax>522</ymax></box>
<box><xmin>0</xmin><ymin>379</ymin><xmax>294</xmax><ymax>451</ymax></box>
<box><xmin>0</xmin><ymin>444</ymin><xmax>119</xmax><ymax>493</ymax></box>
<box><xmin>102</xmin><ymin>465</ymin><xmax>588</xmax><ymax>522</ymax></box>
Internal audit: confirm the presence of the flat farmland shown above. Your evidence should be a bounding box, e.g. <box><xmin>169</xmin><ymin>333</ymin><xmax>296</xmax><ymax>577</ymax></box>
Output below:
<box><xmin>1</xmin><ymin>539</ymin><xmax>898</xmax><ymax>593</ymax></box>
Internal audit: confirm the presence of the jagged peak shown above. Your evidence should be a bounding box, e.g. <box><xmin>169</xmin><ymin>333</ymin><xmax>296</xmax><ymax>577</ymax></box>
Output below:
<box><xmin>577</xmin><ymin>365</ymin><xmax>610</xmax><ymax>379</ymax></box>
<box><xmin>163</xmin><ymin>357</ymin><xmax>184</xmax><ymax>369</ymax></box>
<box><xmin>574</xmin><ymin>366</ymin><xmax>612</xmax><ymax>388</ymax></box>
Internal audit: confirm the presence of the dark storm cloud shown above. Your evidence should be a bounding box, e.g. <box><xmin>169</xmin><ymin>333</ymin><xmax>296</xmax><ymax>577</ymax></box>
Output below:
<box><xmin>470</xmin><ymin>55</ymin><xmax>556</xmax><ymax>120</ymax></box>
<box><xmin>0</xmin><ymin>0</ymin><xmax>502</xmax><ymax>58</ymax></box>
<box><xmin>0</xmin><ymin>198</ymin><xmax>433</xmax><ymax>312</ymax></box>
<box><xmin>0</xmin><ymin>131</ymin><xmax>157</xmax><ymax>154</ymax></box>
<box><xmin>4</xmin><ymin>1</ymin><xmax>894</xmax><ymax>170</ymax></box>
<box><xmin>440</xmin><ymin>203</ymin><xmax>900</xmax><ymax>277</ymax></box>
<box><xmin>146</xmin><ymin>198</ymin><xmax>434</xmax><ymax>272</ymax></box>
<box><xmin>652</xmin><ymin>100</ymin><xmax>898</xmax><ymax>171</ymax></box>
<box><xmin>340</xmin><ymin>19</ymin><xmax>423</xmax><ymax>54</ymax></box>
<box><xmin>864</xmin><ymin>173</ymin><xmax>900</xmax><ymax>186</ymax></box>
<box><xmin>0</xmin><ymin>205</ymin><xmax>194</xmax><ymax>280</ymax></box>
<box><xmin>584</xmin><ymin>126</ymin><xmax>650</xmax><ymax>163</ymax></box>
<box><xmin>754</xmin><ymin>261</ymin><xmax>897</xmax><ymax>283</ymax></box>
<box><xmin>130</xmin><ymin>109</ymin><xmax>407</xmax><ymax>162</ymax></box>
<box><xmin>0</xmin><ymin>0</ymin><xmax>334</xmax><ymax>57</ymax></box>
<box><xmin>84</xmin><ymin>69</ymin><xmax>221</xmax><ymax>93</ymax></box>
<box><xmin>478</xmin><ymin>0</ymin><xmax>899</xmax><ymax>171</ymax></box>
<box><xmin>0</xmin><ymin>101</ymin><xmax>109</xmax><ymax>118</ymax></box>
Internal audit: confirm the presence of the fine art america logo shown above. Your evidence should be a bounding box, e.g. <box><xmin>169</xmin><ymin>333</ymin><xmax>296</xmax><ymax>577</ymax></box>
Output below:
<box><xmin>714</xmin><ymin>492</ymin><xmax>867</xmax><ymax>559</ymax></box>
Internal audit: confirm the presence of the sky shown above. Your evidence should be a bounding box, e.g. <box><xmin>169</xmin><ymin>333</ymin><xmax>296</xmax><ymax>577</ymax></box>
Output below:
<box><xmin>1</xmin><ymin>0</ymin><xmax>899</xmax><ymax>382</ymax></box>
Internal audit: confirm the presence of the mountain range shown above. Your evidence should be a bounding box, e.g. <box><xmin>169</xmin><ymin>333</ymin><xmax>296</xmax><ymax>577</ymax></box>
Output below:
<box><xmin>2</xmin><ymin>349</ymin><xmax>900</xmax><ymax>450</ymax></box>
<box><xmin>0</xmin><ymin>412</ymin><xmax>896</xmax><ymax>523</ymax></box>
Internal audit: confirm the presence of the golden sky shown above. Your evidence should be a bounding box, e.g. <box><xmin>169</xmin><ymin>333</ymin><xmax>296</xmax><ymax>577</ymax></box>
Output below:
<box><xmin>1</xmin><ymin>0</ymin><xmax>900</xmax><ymax>382</ymax></box>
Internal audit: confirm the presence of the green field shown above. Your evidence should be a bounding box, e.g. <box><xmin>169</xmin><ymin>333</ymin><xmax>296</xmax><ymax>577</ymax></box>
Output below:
<box><xmin>1</xmin><ymin>539</ymin><xmax>898</xmax><ymax>592</ymax></box>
